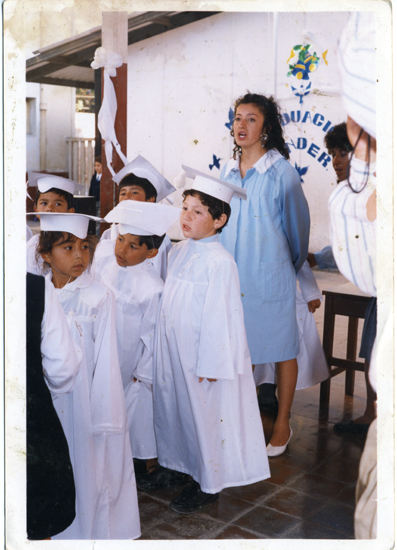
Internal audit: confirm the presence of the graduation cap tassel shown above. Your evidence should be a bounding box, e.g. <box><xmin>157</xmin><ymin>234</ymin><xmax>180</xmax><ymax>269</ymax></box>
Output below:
<box><xmin>91</xmin><ymin>47</ymin><xmax>129</xmax><ymax>177</ymax></box>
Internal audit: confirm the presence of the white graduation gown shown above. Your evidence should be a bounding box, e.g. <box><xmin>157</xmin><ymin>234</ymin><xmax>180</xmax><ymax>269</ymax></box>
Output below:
<box><xmin>92</xmin><ymin>239</ymin><xmax>163</xmax><ymax>459</ymax></box>
<box><xmin>26</xmin><ymin>224</ymin><xmax>33</xmax><ymax>242</ymax></box>
<box><xmin>100</xmin><ymin>223</ymin><xmax>172</xmax><ymax>281</ymax></box>
<box><xmin>153</xmin><ymin>235</ymin><xmax>270</xmax><ymax>494</ymax></box>
<box><xmin>41</xmin><ymin>275</ymin><xmax>80</xmax><ymax>395</ymax></box>
<box><xmin>48</xmin><ymin>270</ymin><xmax>140</xmax><ymax>540</ymax></box>
<box><xmin>254</xmin><ymin>261</ymin><xmax>329</xmax><ymax>389</ymax></box>
<box><xmin>27</xmin><ymin>233</ymin><xmax>48</xmax><ymax>275</ymax></box>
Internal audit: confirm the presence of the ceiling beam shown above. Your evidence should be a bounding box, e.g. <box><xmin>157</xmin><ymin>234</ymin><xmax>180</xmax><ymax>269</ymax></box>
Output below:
<box><xmin>26</xmin><ymin>76</ymin><xmax>94</xmax><ymax>88</ymax></box>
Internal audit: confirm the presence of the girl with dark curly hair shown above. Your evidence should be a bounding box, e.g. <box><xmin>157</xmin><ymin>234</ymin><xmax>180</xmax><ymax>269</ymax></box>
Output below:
<box><xmin>220</xmin><ymin>92</ymin><xmax>310</xmax><ymax>456</ymax></box>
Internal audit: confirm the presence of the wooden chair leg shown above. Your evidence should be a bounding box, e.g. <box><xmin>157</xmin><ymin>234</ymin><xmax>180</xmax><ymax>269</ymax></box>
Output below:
<box><xmin>319</xmin><ymin>297</ymin><xmax>335</xmax><ymax>419</ymax></box>
<box><xmin>345</xmin><ymin>317</ymin><xmax>358</xmax><ymax>396</ymax></box>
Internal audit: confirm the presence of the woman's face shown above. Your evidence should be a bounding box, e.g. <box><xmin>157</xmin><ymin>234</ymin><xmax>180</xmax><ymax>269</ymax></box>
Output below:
<box><xmin>233</xmin><ymin>103</ymin><xmax>265</xmax><ymax>150</ymax></box>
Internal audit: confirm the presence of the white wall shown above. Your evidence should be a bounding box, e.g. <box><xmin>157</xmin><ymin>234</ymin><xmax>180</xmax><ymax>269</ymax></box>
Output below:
<box><xmin>126</xmin><ymin>11</ymin><xmax>350</xmax><ymax>246</ymax></box>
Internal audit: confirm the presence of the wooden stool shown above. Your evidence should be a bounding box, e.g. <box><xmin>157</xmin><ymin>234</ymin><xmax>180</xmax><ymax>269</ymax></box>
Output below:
<box><xmin>319</xmin><ymin>282</ymin><xmax>371</xmax><ymax>418</ymax></box>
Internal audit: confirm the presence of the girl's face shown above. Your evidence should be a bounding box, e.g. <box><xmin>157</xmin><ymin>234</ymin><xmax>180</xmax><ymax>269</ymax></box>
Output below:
<box><xmin>233</xmin><ymin>103</ymin><xmax>265</xmax><ymax>150</ymax></box>
<box><xmin>180</xmin><ymin>195</ymin><xmax>224</xmax><ymax>241</ymax></box>
<box><xmin>42</xmin><ymin>234</ymin><xmax>90</xmax><ymax>288</ymax></box>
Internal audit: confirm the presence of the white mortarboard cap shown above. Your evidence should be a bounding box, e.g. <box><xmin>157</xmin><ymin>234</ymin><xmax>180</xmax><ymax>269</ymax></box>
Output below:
<box><xmin>182</xmin><ymin>165</ymin><xmax>247</xmax><ymax>203</ymax></box>
<box><xmin>105</xmin><ymin>200</ymin><xmax>181</xmax><ymax>237</ymax></box>
<box><xmin>27</xmin><ymin>212</ymin><xmax>104</xmax><ymax>239</ymax></box>
<box><xmin>28</xmin><ymin>172</ymin><xmax>83</xmax><ymax>195</ymax></box>
<box><xmin>112</xmin><ymin>155</ymin><xmax>176</xmax><ymax>202</ymax></box>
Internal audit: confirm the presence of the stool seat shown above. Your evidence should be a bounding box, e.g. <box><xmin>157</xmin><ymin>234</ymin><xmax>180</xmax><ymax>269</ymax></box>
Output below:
<box><xmin>320</xmin><ymin>282</ymin><xmax>371</xmax><ymax>418</ymax></box>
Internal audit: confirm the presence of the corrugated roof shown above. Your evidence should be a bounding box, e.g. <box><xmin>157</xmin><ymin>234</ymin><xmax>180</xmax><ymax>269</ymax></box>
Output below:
<box><xmin>26</xmin><ymin>11</ymin><xmax>218</xmax><ymax>88</ymax></box>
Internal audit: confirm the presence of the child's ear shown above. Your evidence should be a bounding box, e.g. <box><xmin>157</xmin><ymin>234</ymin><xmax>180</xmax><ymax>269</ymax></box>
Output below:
<box><xmin>146</xmin><ymin>196</ymin><xmax>156</xmax><ymax>203</ymax></box>
<box><xmin>68</xmin><ymin>207</ymin><xmax>75</xmax><ymax>213</ymax></box>
<box><xmin>146</xmin><ymin>248</ymin><xmax>158</xmax><ymax>259</ymax></box>
<box><xmin>214</xmin><ymin>213</ymin><xmax>227</xmax><ymax>230</ymax></box>
<box><xmin>40</xmin><ymin>252</ymin><xmax>51</xmax><ymax>264</ymax></box>
<box><xmin>33</xmin><ymin>205</ymin><xmax>38</xmax><ymax>212</ymax></box>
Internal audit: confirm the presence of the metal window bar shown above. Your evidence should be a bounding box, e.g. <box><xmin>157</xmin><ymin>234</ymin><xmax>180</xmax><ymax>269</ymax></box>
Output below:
<box><xmin>66</xmin><ymin>137</ymin><xmax>96</xmax><ymax>195</ymax></box>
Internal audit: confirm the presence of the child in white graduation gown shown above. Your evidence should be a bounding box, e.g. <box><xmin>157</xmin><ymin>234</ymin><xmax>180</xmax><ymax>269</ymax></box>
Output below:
<box><xmin>254</xmin><ymin>261</ymin><xmax>330</xmax><ymax>389</ymax></box>
<box><xmin>153</xmin><ymin>168</ymin><xmax>270</xmax><ymax>514</ymax></box>
<box><xmin>26</xmin><ymin>172</ymin><xmax>78</xmax><ymax>275</ymax></box>
<box><xmin>92</xmin><ymin>200</ymin><xmax>180</xmax><ymax>463</ymax></box>
<box><xmin>100</xmin><ymin>155</ymin><xmax>176</xmax><ymax>281</ymax></box>
<box><xmin>36</xmin><ymin>212</ymin><xmax>140</xmax><ymax>540</ymax></box>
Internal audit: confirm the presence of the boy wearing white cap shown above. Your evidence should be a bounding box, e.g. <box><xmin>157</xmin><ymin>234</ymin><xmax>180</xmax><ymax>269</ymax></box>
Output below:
<box><xmin>140</xmin><ymin>167</ymin><xmax>270</xmax><ymax>514</ymax></box>
<box><xmin>101</xmin><ymin>155</ymin><xmax>176</xmax><ymax>281</ymax></box>
<box><xmin>35</xmin><ymin>212</ymin><xmax>141</xmax><ymax>540</ymax></box>
<box><xmin>92</xmin><ymin>200</ymin><xmax>180</xmax><ymax>480</ymax></box>
<box><xmin>26</xmin><ymin>172</ymin><xmax>78</xmax><ymax>275</ymax></box>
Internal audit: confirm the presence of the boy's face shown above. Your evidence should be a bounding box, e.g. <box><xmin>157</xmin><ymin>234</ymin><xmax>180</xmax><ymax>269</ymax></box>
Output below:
<box><xmin>34</xmin><ymin>191</ymin><xmax>74</xmax><ymax>213</ymax></box>
<box><xmin>114</xmin><ymin>233</ymin><xmax>157</xmax><ymax>267</ymax></box>
<box><xmin>94</xmin><ymin>161</ymin><xmax>102</xmax><ymax>174</ymax></box>
<box><xmin>119</xmin><ymin>185</ymin><xmax>156</xmax><ymax>203</ymax></box>
<box><xmin>180</xmin><ymin>195</ymin><xmax>225</xmax><ymax>241</ymax></box>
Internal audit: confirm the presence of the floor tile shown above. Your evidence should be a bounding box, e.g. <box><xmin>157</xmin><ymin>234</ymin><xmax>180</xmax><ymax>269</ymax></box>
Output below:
<box><xmin>213</xmin><ymin>524</ymin><xmax>265</xmax><ymax>539</ymax></box>
<box><xmin>286</xmin><ymin>519</ymin><xmax>353</xmax><ymax>539</ymax></box>
<box><xmin>311</xmin><ymin>457</ymin><xmax>360</xmax><ymax>485</ymax></box>
<box><xmin>308</xmin><ymin>501</ymin><xmax>356</xmax><ymax>535</ymax></box>
<box><xmin>142</xmin><ymin>513</ymin><xmax>225</xmax><ymax>540</ymax></box>
<box><xmin>266</xmin><ymin>461</ymin><xmax>303</xmax><ymax>486</ymax></box>
<box><xmin>333</xmin><ymin>483</ymin><xmax>357</xmax><ymax>507</ymax></box>
<box><xmin>223</xmin><ymin>480</ymin><xmax>279</xmax><ymax>503</ymax></box>
<box><xmin>234</xmin><ymin>505</ymin><xmax>300</xmax><ymax>538</ymax></box>
<box><xmin>193</xmin><ymin>491</ymin><xmax>254</xmax><ymax>522</ymax></box>
<box><xmin>287</xmin><ymin>472</ymin><xmax>349</xmax><ymax>500</ymax></box>
<box><xmin>261</xmin><ymin>487</ymin><xmax>326</xmax><ymax>519</ymax></box>
<box><xmin>137</xmin><ymin>493</ymin><xmax>175</xmax><ymax>530</ymax></box>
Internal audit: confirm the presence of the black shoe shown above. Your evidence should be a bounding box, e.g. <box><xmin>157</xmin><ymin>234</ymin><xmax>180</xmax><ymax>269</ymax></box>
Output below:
<box><xmin>133</xmin><ymin>458</ymin><xmax>148</xmax><ymax>477</ymax></box>
<box><xmin>136</xmin><ymin>464</ymin><xmax>191</xmax><ymax>491</ymax></box>
<box><xmin>169</xmin><ymin>481</ymin><xmax>219</xmax><ymax>514</ymax></box>
<box><xmin>334</xmin><ymin>420</ymin><xmax>370</xmax><ymax>434</ymax></box>
<box><xmin>257</xmin><ymin>383</ymin><xmax>278</xmax><ymax>415</ymax></box>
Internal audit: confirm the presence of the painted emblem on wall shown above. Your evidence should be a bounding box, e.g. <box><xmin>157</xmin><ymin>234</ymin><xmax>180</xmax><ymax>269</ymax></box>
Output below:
<box><xmin>209</xmin><ymin>154</ymin><xmax>221</xmax><ymax>171</ymax></box>
<box><xmin>287</xmin><ymin>44</ymin><xmax>328</xmax><ymax>105</ymax></box>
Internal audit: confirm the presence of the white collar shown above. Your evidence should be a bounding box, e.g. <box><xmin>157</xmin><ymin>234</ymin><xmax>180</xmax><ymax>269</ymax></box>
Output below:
<box><xmin>47</xmin><ymin>269</ymin><xmax>92</xmax><ymax>292</ymax></box>
<box><xmin>223</xmin><ymin>149</ymin><xmax>284</xmax><ymax>178</ymax></box>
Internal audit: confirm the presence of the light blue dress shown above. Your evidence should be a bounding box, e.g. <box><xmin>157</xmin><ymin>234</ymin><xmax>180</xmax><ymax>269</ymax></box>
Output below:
<box><xmin>220</xmin><ymin>149</ymin><xmax>310</xmax><ymax>364</ymax></box>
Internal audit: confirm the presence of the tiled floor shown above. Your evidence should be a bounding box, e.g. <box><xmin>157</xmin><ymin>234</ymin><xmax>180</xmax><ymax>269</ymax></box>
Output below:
<box><xmin>137</xmin><ymin>270</ymin><xmax>372</xmax><ymax>540</ymax></box>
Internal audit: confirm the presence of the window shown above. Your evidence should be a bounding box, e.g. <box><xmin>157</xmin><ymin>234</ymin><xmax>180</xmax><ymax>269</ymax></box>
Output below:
<box><xmin>26</xmin><ymin>98</ymin><xmax>36</xmax><ymax>135</ymax></box>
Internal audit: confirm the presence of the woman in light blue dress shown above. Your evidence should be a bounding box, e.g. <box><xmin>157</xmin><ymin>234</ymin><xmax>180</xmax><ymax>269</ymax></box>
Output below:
<box><xmin>220</xmin><ymin>93</ymin><xmax>310</xmax><ymax>456</ymax></box>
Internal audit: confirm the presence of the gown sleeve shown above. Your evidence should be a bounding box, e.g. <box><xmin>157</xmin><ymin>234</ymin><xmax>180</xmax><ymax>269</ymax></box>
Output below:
<box><xmin>134</xmin><ymin>285</ymin><xmax>163</xmax><ymax>385</ymax></box>
<box><xmin>195</xmin><ymin>256</ymin><xmax>250</xmax><ymax>380</ymax></box>
<box><xmin>278</xmin><ymin>164</ymin><xmax>310</xmax><ymax>274</ymax></box>
<box><xmin>297</xmin><ymin>260</ymin><xmax>322</xmax><ymax>303</ymax></box>
<box><xmin>41</xmin><ymin>276</ymin><xmax>80</xmax><ymax>394</ymax></box>
<box><xmin>90</xmin><ymin>287</ymin><xmax>126</xmax><ymax>435</ymax></box>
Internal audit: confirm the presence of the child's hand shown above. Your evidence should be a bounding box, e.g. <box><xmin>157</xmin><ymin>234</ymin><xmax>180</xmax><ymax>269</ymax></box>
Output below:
<box><xmin>198</xmin><ymin>377</ymin><xmax>217</xmax><ymax>383</ymax></box>
<box><xmin>308</xmin><ymin>299</ymin><xmax>321</xmax><ymax>313</ymax></box>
